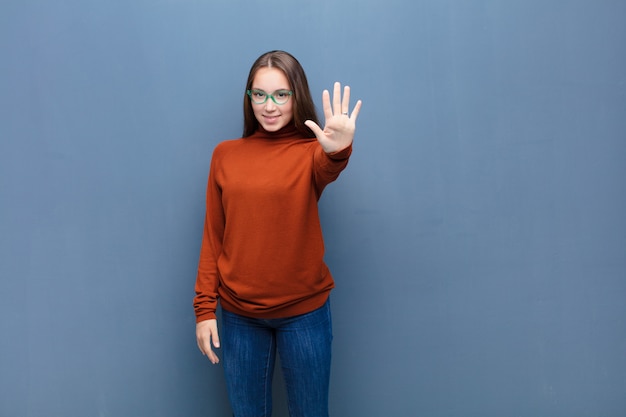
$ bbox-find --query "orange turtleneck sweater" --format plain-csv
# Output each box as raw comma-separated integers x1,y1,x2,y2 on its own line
193,125,352,322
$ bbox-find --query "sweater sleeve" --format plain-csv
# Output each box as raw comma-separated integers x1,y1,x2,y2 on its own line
193,150,224,322
312,144,352,197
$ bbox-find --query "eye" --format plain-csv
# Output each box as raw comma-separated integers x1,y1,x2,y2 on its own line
252,90,266,99
275,90,290,98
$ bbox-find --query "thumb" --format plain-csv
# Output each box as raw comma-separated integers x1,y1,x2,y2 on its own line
304,120,323,139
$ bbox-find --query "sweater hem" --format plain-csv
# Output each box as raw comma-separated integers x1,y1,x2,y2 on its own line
220,290,332,320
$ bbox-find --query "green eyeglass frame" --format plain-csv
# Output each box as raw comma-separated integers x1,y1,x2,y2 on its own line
246,89,293,105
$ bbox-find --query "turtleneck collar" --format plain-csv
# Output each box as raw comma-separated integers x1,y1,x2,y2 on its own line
248,123,306,140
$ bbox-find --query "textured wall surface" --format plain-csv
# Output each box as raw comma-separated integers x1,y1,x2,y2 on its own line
1,1,625,416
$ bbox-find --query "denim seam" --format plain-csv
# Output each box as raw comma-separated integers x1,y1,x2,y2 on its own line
263,334,274,417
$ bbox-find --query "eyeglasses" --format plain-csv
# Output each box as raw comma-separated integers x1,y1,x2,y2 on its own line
246,89,293,105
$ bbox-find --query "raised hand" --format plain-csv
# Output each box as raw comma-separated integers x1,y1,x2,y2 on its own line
305,82,362,153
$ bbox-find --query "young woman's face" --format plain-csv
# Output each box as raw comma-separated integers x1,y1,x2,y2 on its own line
250,67,294,133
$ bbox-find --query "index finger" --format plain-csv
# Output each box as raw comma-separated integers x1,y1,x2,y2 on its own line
321,89,333,120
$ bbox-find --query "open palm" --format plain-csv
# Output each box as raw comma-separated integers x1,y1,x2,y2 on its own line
305,82,362,153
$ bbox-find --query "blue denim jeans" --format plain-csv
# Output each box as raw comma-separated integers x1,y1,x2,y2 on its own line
221,299,333,417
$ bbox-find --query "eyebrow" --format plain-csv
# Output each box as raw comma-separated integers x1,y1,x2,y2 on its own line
249,88,290,92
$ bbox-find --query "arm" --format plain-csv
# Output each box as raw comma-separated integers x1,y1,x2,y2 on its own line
193,209,222,322
307,82,362,193
193,151,225,363
312,144,352,196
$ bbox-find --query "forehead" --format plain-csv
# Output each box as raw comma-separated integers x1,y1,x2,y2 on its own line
252,67,290,90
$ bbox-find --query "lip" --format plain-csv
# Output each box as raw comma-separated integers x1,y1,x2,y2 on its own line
263,115,280,123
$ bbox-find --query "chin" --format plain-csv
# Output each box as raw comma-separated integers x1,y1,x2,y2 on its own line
262,123,286,132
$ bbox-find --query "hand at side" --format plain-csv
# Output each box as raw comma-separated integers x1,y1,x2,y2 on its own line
196,319,220,364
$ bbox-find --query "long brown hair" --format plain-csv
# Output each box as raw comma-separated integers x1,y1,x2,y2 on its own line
243,51,319,138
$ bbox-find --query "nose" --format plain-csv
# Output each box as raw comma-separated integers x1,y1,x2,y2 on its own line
264,98,277,111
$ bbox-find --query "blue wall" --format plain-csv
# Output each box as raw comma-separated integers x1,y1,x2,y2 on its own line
1,1,625,416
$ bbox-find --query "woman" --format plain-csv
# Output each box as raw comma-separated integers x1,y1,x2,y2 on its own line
194,50,361,417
